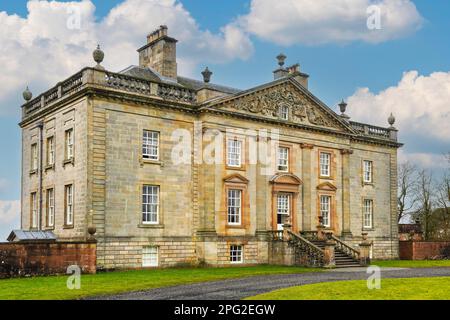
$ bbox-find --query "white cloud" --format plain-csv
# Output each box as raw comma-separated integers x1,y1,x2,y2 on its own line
238,0,423,45
0,0,253,114
0,200,20,224
348,70,450,170
398,150,449,170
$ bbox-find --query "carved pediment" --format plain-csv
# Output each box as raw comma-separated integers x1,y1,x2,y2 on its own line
270,173,303,185
223,173,249,184
316,182,337,191
213,81,347,131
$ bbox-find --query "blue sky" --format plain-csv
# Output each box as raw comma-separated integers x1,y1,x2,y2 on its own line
0,0,449,240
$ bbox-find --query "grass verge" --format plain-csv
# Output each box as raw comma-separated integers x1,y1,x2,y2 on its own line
0,265,320,300
372,260,450,268
246,277,450,300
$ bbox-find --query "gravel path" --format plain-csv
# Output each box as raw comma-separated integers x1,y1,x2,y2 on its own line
88,267,450,300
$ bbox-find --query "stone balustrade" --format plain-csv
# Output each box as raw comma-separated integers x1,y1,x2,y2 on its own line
21,67,197,121
350,120,397,141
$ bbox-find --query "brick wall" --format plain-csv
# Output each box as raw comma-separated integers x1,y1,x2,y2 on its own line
0,241,96,278
399,241,450,260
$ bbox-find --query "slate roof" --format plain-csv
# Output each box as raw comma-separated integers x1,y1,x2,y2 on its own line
119,65,241,95
7,230,57,242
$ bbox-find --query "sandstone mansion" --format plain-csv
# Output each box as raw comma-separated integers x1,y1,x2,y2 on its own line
18,26,401,269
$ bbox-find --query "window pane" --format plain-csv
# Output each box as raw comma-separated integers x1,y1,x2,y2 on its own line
320,195,331,227
277,147,289,172
277,194,290,215
227,189,241,224
227,139,242,167
363,199,373,228
143,131,159,160
142,246,158,267
320,153,331,176
364,161,373,182
230,245,243,263
143,185,159,223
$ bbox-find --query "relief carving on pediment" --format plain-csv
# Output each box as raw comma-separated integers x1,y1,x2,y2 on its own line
226,84,337,128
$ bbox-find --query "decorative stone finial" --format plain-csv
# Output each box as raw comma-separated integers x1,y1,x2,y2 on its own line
338,99,347,114
338,99,350,120
201,67,212,83
388,112,396,127
276,53,287,67
23,86,32,101
93,44,104,68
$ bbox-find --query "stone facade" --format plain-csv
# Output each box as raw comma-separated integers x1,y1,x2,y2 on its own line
18,26,401,270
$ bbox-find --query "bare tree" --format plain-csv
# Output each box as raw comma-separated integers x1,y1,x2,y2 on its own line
397,162,417,222
414,169,434,240
433,172,450,239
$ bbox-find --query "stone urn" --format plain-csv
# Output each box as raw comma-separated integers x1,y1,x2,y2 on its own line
325,231,333,241
88,226,97,240
362,232,368,241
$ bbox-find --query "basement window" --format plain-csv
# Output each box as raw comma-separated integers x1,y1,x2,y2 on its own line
142,246,159,267
230,245,243,264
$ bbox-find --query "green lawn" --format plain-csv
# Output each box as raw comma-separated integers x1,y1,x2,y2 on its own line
372,260,450,268
247,277,450,300
0,265,320,300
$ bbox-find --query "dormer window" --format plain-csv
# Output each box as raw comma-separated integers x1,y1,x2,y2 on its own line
279,105,289,120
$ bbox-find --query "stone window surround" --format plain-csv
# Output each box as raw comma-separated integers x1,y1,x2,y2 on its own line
223,174,249,230
276,141,295,174
316,190,336,231
225,135,246,171
318,149,335,180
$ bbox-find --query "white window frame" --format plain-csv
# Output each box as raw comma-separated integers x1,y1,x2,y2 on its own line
47,136,55,166
320,195,331,228
277,146,289,172
227,189,242,225
320,152,331,177
279,105,289,120
230,245,243,264
47,188,55,228
363,160,373,183
142,185,159,224
143,130,159,161
65,185,74,226
31,143,38,171
65,129,74,160
31,192,37,229
277,193,290,216
227,138,242,167
142,246,159,267
363,199,374,229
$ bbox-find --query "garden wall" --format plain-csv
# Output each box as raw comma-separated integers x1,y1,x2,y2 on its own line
0,241,96,279
399,241,450,260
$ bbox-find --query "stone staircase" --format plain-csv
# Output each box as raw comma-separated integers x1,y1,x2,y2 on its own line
310,240,361,268
270,230,365,268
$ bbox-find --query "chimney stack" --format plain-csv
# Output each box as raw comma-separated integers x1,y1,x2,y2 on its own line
272,54,309,89
137,25,178,80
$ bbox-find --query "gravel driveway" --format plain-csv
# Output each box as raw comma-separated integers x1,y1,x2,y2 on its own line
88,267,450,300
